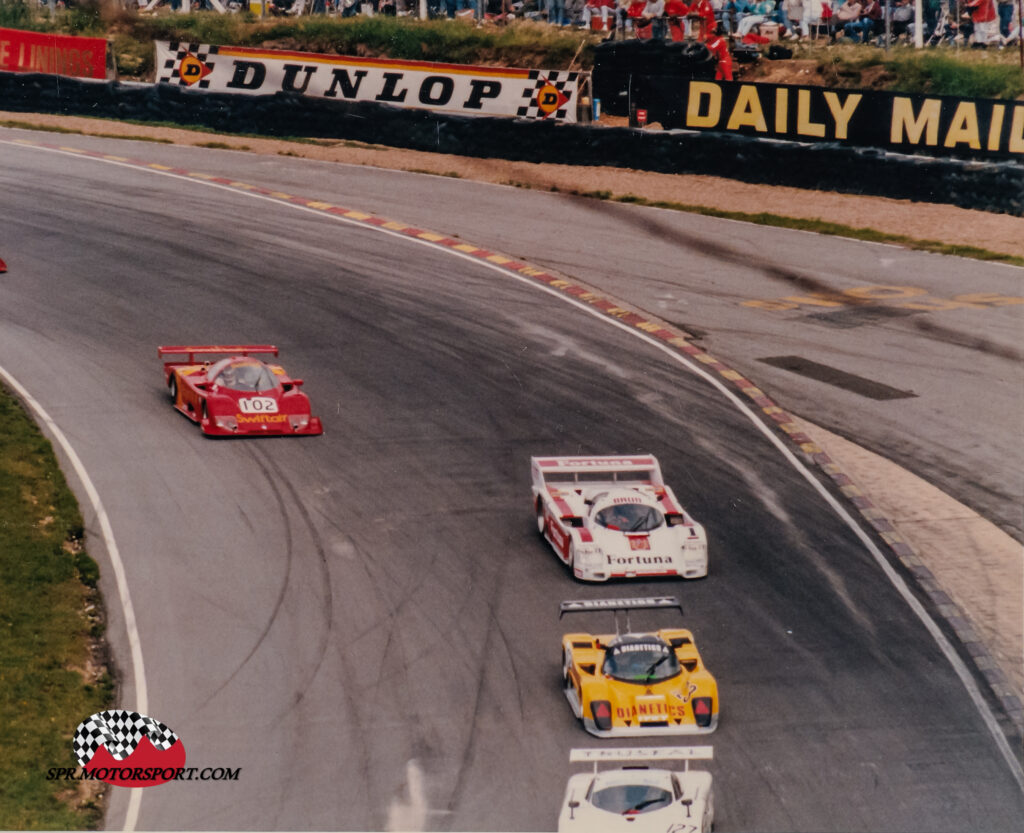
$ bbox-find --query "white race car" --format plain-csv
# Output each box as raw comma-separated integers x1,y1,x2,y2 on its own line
558,746,715,833
532,456,708,582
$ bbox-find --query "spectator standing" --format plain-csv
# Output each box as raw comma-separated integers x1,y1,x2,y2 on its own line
700,18,734,76
1002,0,1020,40
996,0,1014,35
801,0,828,37
966,0,999,43
690,0,718,35
547,0,567,23
664,0,690,38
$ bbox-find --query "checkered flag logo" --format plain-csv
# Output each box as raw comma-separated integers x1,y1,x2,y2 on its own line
516,70,579,120
159,41,219,87
73,710,180,767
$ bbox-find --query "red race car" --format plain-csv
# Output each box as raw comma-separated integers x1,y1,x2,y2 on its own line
159,345,323,437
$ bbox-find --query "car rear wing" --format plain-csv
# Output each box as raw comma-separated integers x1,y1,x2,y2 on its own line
560,596,682,632
158,345,279,364
531,455,664,492
570,746,713,772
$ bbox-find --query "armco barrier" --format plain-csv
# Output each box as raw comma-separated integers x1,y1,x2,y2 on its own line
2,71,1022,216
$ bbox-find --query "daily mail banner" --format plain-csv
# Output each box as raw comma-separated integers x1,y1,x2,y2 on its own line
155,41,581,122
677,79,1024,159
0,27,106,79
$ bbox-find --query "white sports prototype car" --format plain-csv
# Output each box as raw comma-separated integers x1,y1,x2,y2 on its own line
558,746,714,833
532,456,708,582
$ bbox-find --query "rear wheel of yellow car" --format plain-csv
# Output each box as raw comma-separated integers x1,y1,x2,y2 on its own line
561,648,573,690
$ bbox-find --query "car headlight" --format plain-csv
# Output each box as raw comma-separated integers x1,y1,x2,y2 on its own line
215,416,238,432
291,415,310,431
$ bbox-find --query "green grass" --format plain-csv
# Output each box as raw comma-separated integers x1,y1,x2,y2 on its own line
810,43,1024,98
107,12,596,78
0,386,112,830
508,180,1024,266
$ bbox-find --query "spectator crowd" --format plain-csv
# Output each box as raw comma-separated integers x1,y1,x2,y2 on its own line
261,0,1020,49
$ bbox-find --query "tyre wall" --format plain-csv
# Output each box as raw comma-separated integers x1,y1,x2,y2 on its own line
2,71,1021,216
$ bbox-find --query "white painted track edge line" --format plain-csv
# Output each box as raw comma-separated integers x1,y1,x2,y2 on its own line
10,139,1023,796
0,365,147,831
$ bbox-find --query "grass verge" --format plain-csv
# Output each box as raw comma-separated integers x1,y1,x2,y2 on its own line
0,385,112,830
510,182,1024,266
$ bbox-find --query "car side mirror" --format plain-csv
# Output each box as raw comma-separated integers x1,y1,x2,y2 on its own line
284,379,304,391
568,800,579,820
681,798,692,817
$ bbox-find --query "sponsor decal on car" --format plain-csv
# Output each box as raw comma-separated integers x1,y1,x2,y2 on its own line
615,702,687,720
628,536,651,551
607,554,672,566
613,643,669,654
236,413,289,424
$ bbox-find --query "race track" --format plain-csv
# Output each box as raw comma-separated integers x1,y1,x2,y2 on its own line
1,130,1021,832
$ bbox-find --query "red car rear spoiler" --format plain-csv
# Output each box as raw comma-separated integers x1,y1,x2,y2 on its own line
158,345,279,363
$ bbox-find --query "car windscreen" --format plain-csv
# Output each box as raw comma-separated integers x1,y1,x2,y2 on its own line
602,641,680,683
590,783,673,815
214,362,278,393
593,502,663,532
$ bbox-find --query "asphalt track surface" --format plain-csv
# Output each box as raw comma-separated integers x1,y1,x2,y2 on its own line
1,130,1022,831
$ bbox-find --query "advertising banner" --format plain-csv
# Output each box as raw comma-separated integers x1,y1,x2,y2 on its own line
0,27,106,79
676,79,1024,159
155,41,582,123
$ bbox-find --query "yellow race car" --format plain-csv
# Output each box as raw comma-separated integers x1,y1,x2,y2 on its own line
560,597,719,737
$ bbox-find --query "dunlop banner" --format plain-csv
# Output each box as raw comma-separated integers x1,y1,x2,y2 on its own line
155,41,582,122
676,79,1024,159
0,27,106,79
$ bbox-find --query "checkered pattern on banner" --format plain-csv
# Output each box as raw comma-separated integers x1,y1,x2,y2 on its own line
158,42,219,87
516,70,580,120
73,710,179,766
